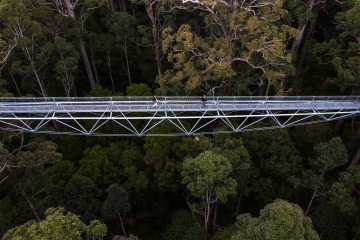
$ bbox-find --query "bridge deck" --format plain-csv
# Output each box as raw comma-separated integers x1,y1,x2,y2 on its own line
0,96,359,136
0,96,359,113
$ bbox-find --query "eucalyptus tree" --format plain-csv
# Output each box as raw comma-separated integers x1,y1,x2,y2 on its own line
51,37,80,97
181,150,237,231
3,207,107,240
330,165,360,218
0,31,16,71
242,128,303,204
230,199,319,240
197,133,252,222
64,175,103,223
0,134,62,222
107,11,137,86
291,137,348,216
102,184,131,238
0,0,51,97
132,0,164,76
314,0,360,94
51,0,106,89
160,0,297,95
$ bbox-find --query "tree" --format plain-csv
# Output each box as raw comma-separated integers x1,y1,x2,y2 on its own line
102,184,131,237
230,199,319,240
0,30,16,70
107,11,136,86
314,0,360,94
0,0,51,96
126,83,152,96
52,0,107,89
162,209,205,240
160,0,297,95
241,127,303,203
0,135,62,222
197,132,252,221
132,0,163,76
330,165,360,218
3,207,107,240
77,144,119,185
52,37,80,96
64,175,102,222
291,137,348,215
181,150,237,231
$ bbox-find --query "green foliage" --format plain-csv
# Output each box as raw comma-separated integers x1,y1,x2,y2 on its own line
311,204,351,240
161,25,236,94
330,165,360,217
86,220,108,240
242,128,302,202
160,0,297,95
47,159,77,182
163,210,206,240
311,137,348,172
77,145,119,185
126,83,152,96
0,0,359,239
314,0,360,93
230,199,320,240
102,184,131,219
89,85,114,96
162,209,205,240
144,133,196,192
291,137,348,190
3,207,107,240
64,175,102,222
182,150,237,203
108,12,137,37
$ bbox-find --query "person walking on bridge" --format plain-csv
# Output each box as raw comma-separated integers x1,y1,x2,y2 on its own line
201,95,207,108
152,95,159,109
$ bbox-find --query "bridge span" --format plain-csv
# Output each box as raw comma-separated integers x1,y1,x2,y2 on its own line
0,96,359,136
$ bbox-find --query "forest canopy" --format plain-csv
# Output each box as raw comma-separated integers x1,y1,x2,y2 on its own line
0,0,360,239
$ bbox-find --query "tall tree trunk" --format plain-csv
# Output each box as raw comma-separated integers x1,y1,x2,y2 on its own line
291,22,308,54
123,40,132,85
31,64,47,97
61,0,96,89
265,79,271,96
333,119,344,136
90,47,100,85
305,188,317,216
16,183,41,222
132,5,141,55
291,0,316,54
305,164,326,216
350,146,360,166
212,199,219,231
8,67,21,96
235,187,243,220
292,5,319,94
145,1,162,76
118,0,126,12
108,0,116,14
106,48,115,93
78,36,96,89
118,212,127,237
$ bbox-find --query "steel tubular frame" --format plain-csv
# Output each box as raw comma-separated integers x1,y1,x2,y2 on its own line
0,96,359,136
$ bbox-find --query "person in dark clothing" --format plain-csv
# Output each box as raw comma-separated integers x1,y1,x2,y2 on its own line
201,95,207,107
152,95,158,108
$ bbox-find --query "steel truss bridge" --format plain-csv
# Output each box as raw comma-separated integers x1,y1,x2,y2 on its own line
0,96,359,137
